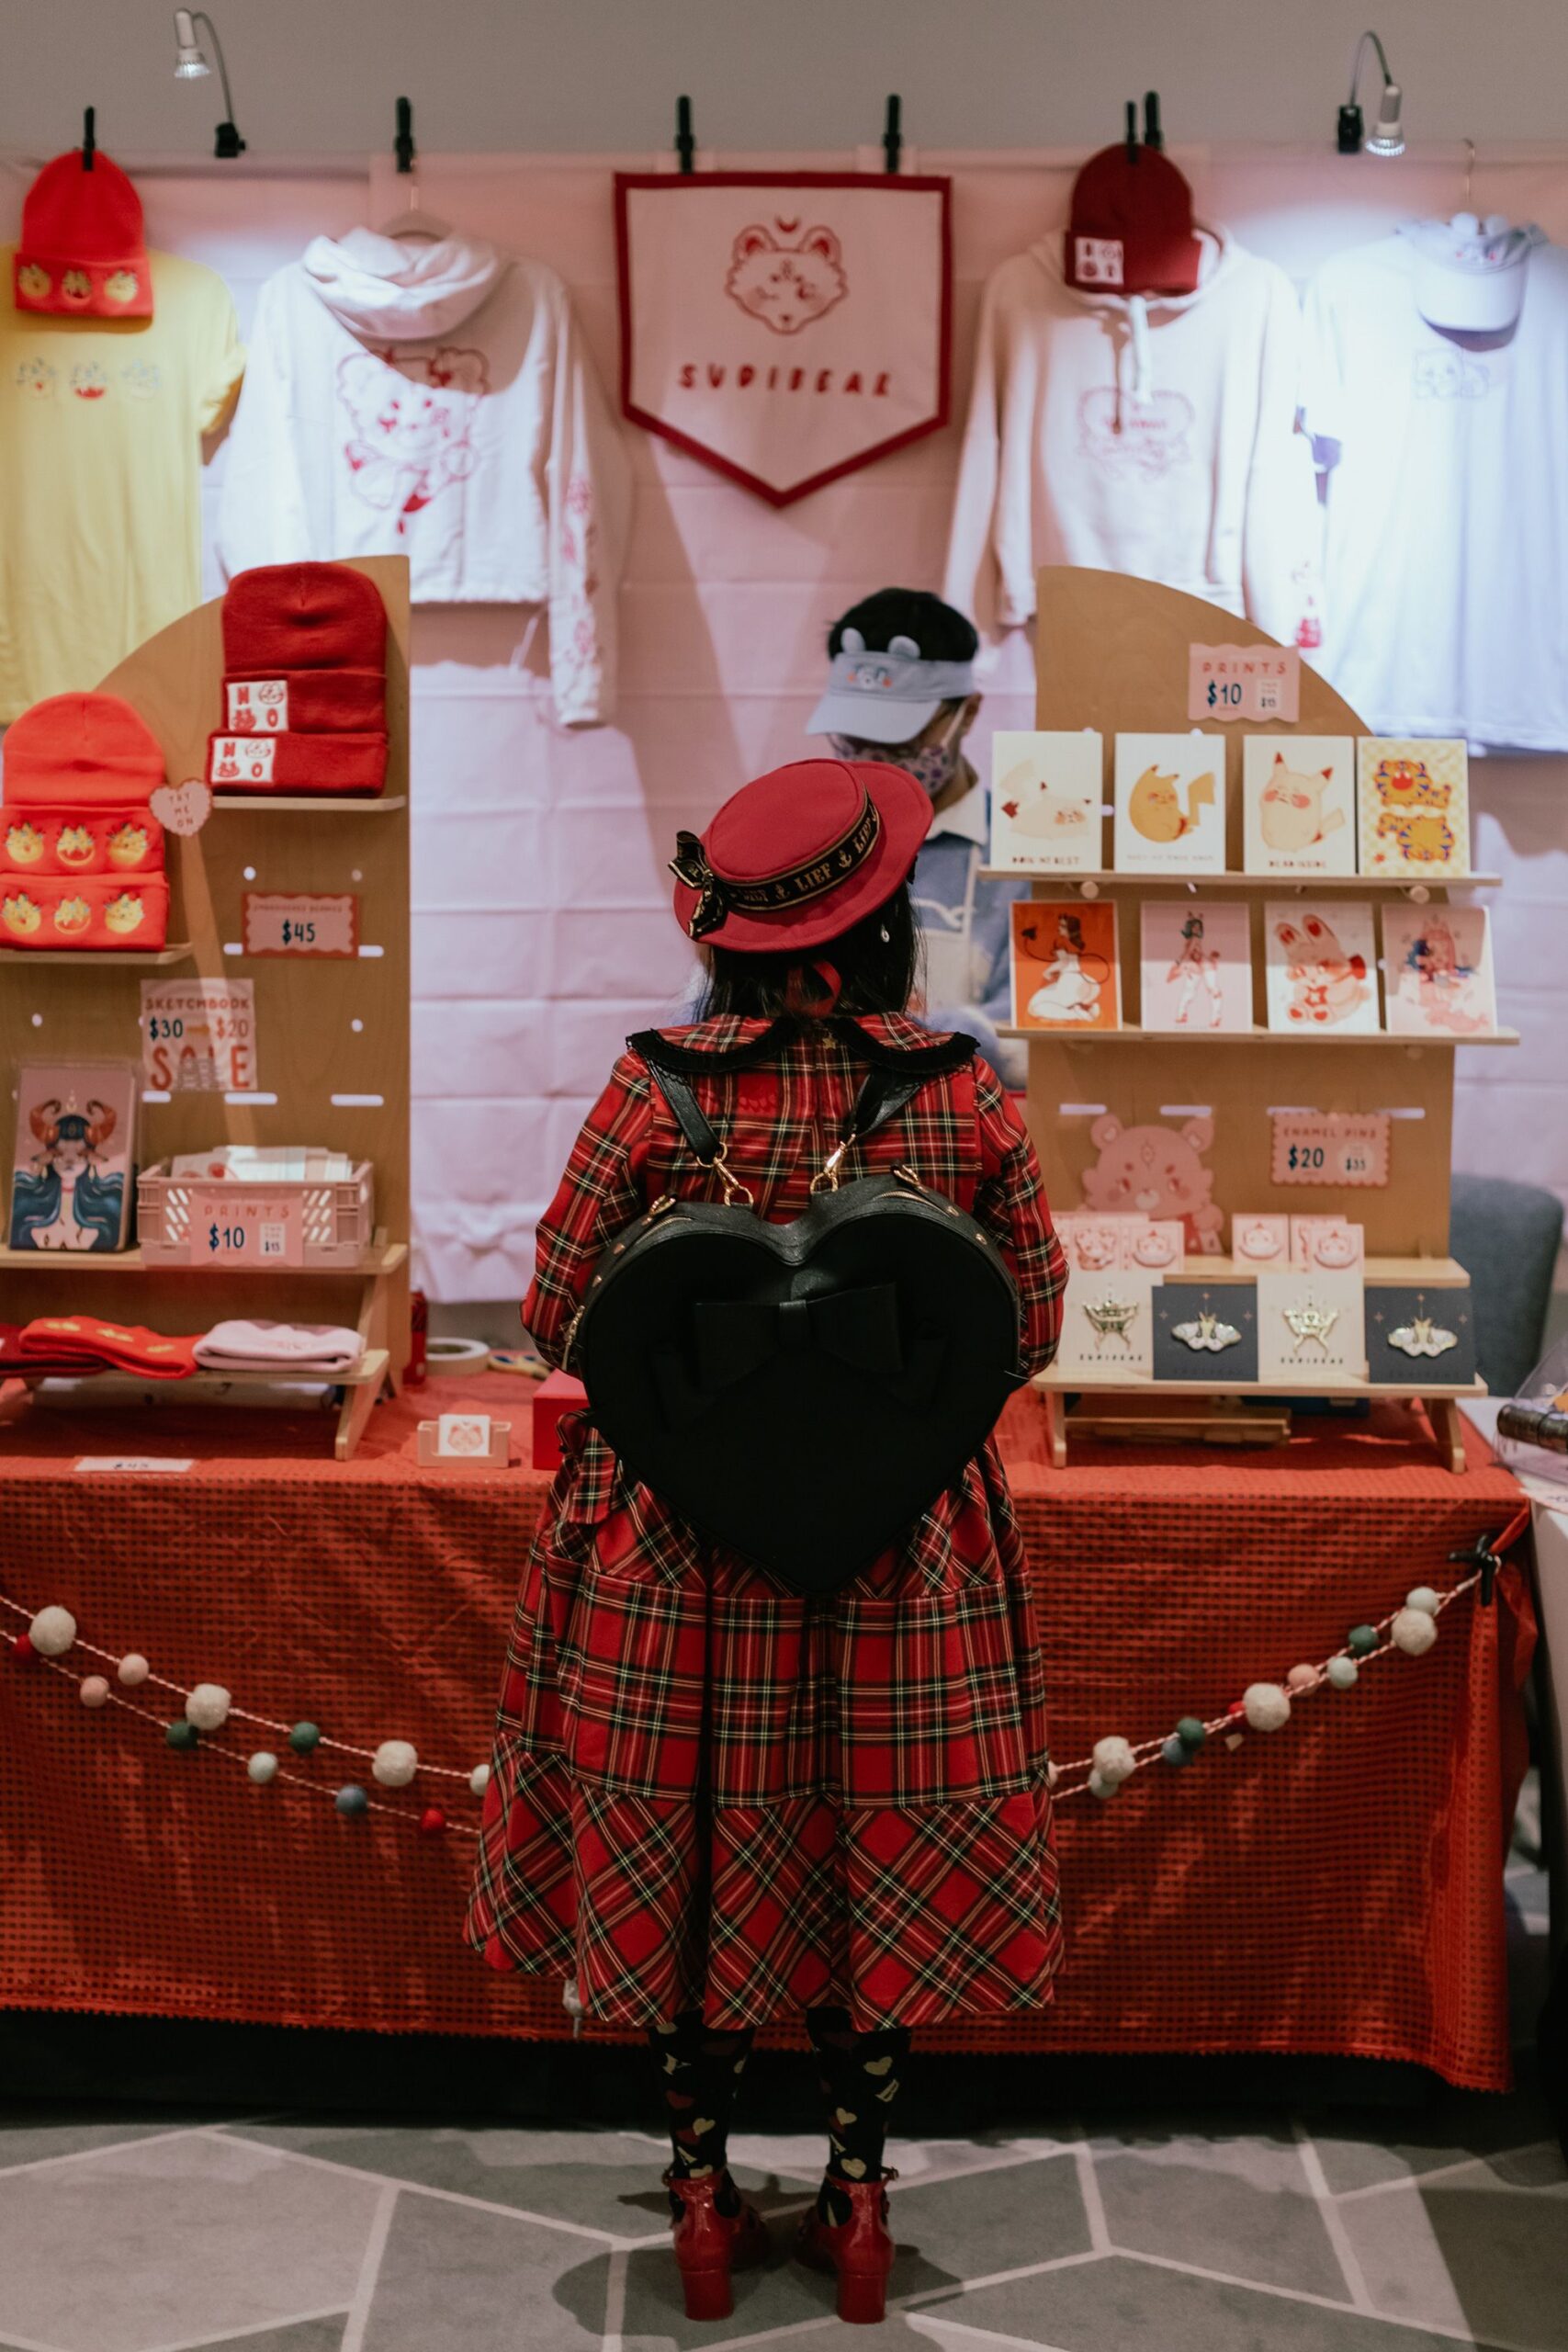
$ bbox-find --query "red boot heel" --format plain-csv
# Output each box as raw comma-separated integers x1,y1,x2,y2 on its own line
795,2173,898,2325
664,2170,769,2323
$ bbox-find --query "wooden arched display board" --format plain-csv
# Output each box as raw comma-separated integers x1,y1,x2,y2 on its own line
1002,567,1509,1469
0,557,411,1459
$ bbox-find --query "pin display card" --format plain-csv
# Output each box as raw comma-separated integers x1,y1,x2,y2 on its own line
1255,1269,1367,1386
1010,899,1121,1031
1382,904,1498,1038
1112,732,1226,874
1152,1283,1259,1382
1357,739,1471,879
1054,1268,1159,1381
989,732,1103,872
1263,900,1381,1035
1242,736,1357,876
1231,1212,1292,1268
1365,1286,1477,1385
1139,899,1254,1033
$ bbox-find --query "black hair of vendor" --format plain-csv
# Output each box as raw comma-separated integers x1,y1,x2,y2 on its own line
698,883,920,1021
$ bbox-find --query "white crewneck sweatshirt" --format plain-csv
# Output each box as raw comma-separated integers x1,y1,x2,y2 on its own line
943,228,1320,648
217,227,630,724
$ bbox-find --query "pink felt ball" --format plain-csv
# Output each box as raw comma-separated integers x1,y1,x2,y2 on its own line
1287,1664,1317,1692
419,1806,447,1836
79,1676,111,1708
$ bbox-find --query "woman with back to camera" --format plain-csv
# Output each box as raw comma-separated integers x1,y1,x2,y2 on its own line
466,756,1066,2326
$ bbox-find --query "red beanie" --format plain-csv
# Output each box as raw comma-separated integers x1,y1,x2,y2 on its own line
222,565,388,673
207,730,387,797
221,672,386,737
4,693,165,808
1065,146,1201,297
14,151,152,320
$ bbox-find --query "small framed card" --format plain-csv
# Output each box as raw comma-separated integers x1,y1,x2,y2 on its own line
1232,1212,1291,1267
8,1060,137,1251
1256,1270,1367,1385
1054,1269,1159,1381
1113,732,1226,874
1264,901,1381,1034
1358,740,1471,878
1242,736,1356,876
1365,1287,1477,1385
1290,1216,1365,1273
1153,1283,1259,1382
990,731,1103,872
1055,1214,1185,1274
1382,905,1497,1038
1139,899,1254,1033
1010,899,1121,1031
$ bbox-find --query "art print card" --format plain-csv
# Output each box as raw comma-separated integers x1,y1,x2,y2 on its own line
1256,1269,1367,1386
989,732,1103,872
1382,905,1498,1038
1139,900,1254,1034
9,1061,137,1252
1232,1212,1291,1268
1054,1213,1186,1275
1263,901,1381,1035
1112,732,1226,874
1054,1268,1159,1381
1152,1283,1259,1383
1010,899,1121,1031
1290,1216,1365,1273
1357,740,1471,878
1242,736,1356,876
1365,1286,1477,1386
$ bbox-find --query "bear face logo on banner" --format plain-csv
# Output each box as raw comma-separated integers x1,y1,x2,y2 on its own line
725,221,849,334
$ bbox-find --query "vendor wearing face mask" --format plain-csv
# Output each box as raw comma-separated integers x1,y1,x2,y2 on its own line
808,586,1029,1085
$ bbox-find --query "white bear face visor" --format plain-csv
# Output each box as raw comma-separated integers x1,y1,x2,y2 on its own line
807,640,976,746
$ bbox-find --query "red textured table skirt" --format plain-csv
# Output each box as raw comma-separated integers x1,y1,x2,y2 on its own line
0,1378,1534,2089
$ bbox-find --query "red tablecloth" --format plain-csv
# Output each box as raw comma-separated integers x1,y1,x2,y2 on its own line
0,1379,1533,2087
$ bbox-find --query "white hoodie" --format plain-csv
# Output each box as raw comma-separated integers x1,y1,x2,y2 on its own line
217,228,630,724
943,229,1320,648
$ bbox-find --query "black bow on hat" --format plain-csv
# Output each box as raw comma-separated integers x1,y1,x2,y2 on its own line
669,831,728,940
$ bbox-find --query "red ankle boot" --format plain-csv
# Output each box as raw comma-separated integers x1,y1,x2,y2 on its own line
663,2169,770,2322
795,2172,898,2324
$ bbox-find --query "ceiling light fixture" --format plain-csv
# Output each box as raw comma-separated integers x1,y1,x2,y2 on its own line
171,9,246,158
1338,29,1404,157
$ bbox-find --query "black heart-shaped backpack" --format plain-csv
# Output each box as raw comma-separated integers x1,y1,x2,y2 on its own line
567,1020,1022,1594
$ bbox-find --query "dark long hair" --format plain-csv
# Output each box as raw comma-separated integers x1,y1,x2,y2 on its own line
696,882,922,1021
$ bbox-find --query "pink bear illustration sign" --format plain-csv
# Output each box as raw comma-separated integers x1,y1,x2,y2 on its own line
1264,901,1381,1035
615,172,951,504
1077,1112,1225,1255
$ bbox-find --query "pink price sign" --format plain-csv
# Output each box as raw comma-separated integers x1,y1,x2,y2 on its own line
1270,1111,1391,1189
186,1189,304,1268
1188,643,1301,725
241,893,359,958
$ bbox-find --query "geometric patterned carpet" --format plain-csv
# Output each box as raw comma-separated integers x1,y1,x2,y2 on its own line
0,1854,1558,2352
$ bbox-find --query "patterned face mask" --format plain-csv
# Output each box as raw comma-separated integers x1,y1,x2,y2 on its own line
829,721,964,801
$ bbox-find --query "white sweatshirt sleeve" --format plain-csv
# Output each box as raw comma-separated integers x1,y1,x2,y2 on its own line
942,269,1010,635
215,274,314,581
544,289,632,727
1240,267,1323,648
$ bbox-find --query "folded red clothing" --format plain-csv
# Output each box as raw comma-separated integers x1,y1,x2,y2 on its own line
17,1316,199,1378
1,871,169,949
222,670,386,737
0,1323,108,1377
3,805,164,878
206,729,387,797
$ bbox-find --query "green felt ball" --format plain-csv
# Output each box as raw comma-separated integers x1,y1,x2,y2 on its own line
334,1782,369,1817
1161,1735,1191,1768
1347,1624,1379,1657
1326,1655,1359,1690
165,1719,199,1750
1176,1716,1207,1749
288,1721,321,1753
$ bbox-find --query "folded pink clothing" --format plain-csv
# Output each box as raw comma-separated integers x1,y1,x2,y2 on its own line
194,1319,364,1375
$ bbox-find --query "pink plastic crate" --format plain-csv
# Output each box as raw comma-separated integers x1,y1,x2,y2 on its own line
136,1159,375,1269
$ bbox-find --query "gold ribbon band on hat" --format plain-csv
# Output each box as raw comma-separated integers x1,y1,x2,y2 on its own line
670,791,882,941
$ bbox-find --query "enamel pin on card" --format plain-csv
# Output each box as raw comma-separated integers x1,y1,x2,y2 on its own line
1264,901,1381,1035
1112,732,1226,875
1357,740,1471,879
1255,1270,1367,1386
989,731,1103,872
1242,736,1356,877
1054,1268,1160,1381
1382,904,1498,1038
1366,1286,1477,1385
1139,899,1254,1033
1152,1283,1259,1382
1010,899,1121,1031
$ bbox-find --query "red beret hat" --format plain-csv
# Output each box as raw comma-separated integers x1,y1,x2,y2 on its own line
670,759,930,952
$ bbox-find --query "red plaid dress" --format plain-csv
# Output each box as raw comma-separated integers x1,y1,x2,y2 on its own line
465,1013,1067,2030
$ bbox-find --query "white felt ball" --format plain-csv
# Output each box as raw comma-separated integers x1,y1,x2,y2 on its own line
1045,1758,1061,1792
373,1738,419,1788
1090,1735,1137,1786
79,1676,110,1708
185,1682,231,1731
117,1653,150,1686
1243,1682,1292,1733
1326,1655,1359,1691
468,1763,491,1797
1391,1607,1438,1657
1404,1586,1441,1618
29,1606,76,1657
1087,1767,1120,1801
247,1750,279,1784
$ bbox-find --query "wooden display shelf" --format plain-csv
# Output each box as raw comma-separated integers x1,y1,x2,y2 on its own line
0,1347,392,1463
1034,1374,1486,1474
981,867,1502,891
0,943,193,967
211,795,407,814
1000,1023,1520,1047
0,1241,408,1277
1162,1252,1472,1286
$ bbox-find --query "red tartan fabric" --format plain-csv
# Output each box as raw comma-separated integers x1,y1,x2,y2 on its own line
464,1014,1069,2030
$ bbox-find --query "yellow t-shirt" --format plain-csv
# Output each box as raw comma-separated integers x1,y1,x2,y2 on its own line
0,247,244,721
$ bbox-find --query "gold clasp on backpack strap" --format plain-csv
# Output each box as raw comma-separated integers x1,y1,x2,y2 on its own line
809,1137,852,1195
707,1142,754,1208
892,1162,926,1193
